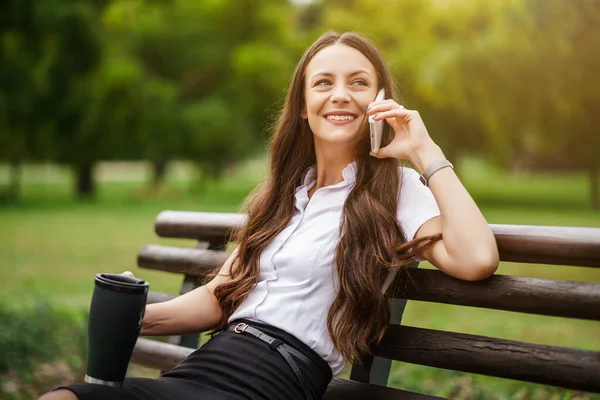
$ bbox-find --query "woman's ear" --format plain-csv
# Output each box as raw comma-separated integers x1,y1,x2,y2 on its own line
301,108,307,119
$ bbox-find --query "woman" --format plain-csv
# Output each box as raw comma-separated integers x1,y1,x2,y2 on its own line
41,31,498,400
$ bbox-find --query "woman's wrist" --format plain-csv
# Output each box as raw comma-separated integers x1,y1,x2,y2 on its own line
409,142,446,174
140,304,159,336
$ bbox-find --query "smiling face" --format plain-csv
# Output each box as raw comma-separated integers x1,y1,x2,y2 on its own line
302,44,379,152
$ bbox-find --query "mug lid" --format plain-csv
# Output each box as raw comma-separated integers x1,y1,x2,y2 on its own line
95,273,149,294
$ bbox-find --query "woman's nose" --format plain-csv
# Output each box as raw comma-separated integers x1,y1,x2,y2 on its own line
330,85,351,103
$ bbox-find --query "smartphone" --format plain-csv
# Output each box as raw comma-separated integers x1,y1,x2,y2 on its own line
369,88,385,154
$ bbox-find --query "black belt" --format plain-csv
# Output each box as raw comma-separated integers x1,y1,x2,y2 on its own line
227,322,313,400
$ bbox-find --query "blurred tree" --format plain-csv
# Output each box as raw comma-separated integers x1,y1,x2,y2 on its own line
48,2,109,199
521,0,600,209
0,0,106,199
1,0,300,200
102,0,299,191
312,0,599,208
0,0,43,200
428,0,600,208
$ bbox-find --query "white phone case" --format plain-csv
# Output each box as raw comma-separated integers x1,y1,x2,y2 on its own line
369,88,385,154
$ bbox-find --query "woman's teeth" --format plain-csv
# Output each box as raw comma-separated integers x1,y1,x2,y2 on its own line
326,115,355,121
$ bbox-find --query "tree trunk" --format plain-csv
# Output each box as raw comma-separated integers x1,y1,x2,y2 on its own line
591,165,599,210
76,163,96,200
8,160,21,200
152,160,168,189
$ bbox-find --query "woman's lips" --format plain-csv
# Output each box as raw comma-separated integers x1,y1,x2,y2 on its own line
323,112,358,126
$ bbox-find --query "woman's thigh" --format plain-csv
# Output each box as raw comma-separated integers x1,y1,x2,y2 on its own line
162,330,305,399
51,330,306,400
39,389,78,400
52,376,236,400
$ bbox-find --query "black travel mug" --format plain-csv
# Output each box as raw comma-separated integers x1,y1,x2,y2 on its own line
84,273,149,387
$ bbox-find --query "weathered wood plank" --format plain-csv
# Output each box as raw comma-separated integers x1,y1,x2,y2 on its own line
147,291,175,304
392,269,600,321
131,338,444,400
132,338,193,371
138,246,600,320
492,224,600,268
137,245,228,276
376,325,600,393
153,211,600,268
155,211,244,240
324,378,446,400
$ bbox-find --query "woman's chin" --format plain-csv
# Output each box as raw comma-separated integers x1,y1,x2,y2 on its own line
315,128,364,145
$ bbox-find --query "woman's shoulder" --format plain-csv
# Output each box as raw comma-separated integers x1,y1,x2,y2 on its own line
397,165,419,177
396,165,435,200
395,165,440,239
397,166,422,192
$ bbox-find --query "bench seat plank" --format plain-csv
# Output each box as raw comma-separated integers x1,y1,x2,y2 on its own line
377,325,600,393
132,338,193,372
324,378,445,400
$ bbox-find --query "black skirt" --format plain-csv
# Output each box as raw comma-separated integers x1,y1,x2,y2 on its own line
54,319,333,400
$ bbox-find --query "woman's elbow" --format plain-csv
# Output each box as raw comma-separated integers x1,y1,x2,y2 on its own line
461,249,499,281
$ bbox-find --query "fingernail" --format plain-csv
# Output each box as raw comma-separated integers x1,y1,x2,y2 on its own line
363,106,370,112
372,114,378,119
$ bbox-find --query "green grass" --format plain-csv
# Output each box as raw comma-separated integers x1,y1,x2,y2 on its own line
1,158,599,399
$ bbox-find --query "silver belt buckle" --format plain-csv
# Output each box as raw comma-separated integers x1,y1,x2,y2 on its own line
234,322,248,333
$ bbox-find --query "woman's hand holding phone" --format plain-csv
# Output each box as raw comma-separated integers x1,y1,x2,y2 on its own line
365,95,444,174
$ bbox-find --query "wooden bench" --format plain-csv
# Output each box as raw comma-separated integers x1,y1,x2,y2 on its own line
131,210,600,399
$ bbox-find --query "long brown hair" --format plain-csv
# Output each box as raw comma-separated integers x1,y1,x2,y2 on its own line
210,31,440,363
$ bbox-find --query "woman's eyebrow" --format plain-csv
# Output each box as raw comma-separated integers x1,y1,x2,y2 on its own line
310,70,373,80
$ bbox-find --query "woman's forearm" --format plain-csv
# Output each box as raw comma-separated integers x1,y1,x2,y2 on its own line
428,167,499,267
412,143,499,279
141,285,224,336
141,247,238,336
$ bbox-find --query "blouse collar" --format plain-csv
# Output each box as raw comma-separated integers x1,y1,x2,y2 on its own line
301,160,358,189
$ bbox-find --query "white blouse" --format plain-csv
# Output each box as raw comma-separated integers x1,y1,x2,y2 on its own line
228,161,441,376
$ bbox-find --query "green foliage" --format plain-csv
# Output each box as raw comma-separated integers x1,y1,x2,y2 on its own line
1,0,599,206
100,0,299,179
0,299,88,399
1,0,300,199
310,0,600,207
0,0,101,162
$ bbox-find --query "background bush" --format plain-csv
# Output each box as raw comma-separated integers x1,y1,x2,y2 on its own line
0,299,88,400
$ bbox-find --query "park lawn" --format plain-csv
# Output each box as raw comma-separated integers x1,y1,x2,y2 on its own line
1,159,599,399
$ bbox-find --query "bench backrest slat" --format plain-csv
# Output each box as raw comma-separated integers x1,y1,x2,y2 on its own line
394,268,600,321
146,292,175,304
155,211,243,239
154,211,600,268
137,245,228,276
138,244,600,321
378,325,600,393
